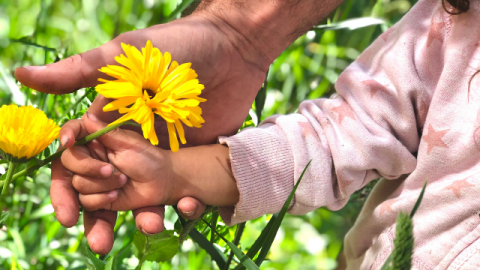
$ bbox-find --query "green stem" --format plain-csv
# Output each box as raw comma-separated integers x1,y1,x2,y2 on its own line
0,162,19,212
179,206,216,244
135,236,149,270
61,88,93,122
11,120,135,182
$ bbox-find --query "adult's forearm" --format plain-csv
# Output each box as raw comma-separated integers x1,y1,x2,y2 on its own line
193,0,344,71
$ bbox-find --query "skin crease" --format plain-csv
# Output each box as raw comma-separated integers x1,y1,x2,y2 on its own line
15,0,343,255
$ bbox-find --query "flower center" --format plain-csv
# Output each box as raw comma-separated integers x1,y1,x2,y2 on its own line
145,89,156,99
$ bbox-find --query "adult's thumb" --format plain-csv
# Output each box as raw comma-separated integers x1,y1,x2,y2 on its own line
14,42,123,95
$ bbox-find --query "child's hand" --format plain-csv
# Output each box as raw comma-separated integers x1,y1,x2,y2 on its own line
61,114,177,211
61,113,239,212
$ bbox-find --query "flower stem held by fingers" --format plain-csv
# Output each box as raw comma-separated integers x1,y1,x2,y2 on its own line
11,120,138,182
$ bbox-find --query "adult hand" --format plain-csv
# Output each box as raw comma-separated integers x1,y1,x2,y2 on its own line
16,13,266,255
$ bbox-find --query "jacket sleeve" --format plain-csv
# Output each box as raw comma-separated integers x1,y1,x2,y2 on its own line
218,0,445,225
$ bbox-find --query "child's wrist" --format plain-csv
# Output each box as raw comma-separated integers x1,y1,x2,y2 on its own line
164,144,239,207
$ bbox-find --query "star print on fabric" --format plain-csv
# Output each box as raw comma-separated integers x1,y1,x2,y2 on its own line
332,102,356,124
379,199,396,217
361,80,391,98
298,121,318,138
381,26,396,42
426,21,445,47
421,124,450,154
442,179,475,198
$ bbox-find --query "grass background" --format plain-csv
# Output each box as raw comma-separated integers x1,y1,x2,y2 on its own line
0,0,414,269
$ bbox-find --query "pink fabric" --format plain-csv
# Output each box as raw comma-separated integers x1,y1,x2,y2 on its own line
219,0,480,268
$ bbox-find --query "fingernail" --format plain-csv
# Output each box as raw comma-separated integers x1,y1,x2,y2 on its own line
86,111,97,122
119,174,128,185
24,66,46,70
141,228,156,236
100,165,113,177
183,211,194,217
108,190,118,199
61,136,69,148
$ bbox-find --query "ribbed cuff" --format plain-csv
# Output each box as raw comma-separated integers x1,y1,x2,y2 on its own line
217,124,295,226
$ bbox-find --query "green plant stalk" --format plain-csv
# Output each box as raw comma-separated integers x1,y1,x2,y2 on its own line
0,162,19,212
11,120,135,182
224,222,246,270
135,235,150,270
63,88,94,118
179,206,216,244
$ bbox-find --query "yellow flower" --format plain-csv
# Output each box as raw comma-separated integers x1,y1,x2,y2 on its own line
96,40,206,152
0,105,60,162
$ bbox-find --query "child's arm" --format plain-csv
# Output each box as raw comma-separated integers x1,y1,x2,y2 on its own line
60,114,239,212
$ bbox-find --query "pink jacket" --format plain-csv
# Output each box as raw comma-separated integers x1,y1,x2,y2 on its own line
218,0,480,268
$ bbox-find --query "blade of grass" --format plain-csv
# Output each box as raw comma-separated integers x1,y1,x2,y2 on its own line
210,211,219,243
224,222,246,270
189,228,227,269
234,214,278,270
313,17,385,31
10,38,57,53
410,180,427,218
255,69,269,124
202,219,260,270
255,160,312,266
164,0,194,22
173,207,227,269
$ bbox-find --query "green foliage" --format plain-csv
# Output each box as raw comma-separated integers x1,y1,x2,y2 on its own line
132,231,179,265
0,0,417,269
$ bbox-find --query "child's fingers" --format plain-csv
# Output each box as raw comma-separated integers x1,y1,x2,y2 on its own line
177,197,207,220
83,210,117,255
61,145,114,178
83,112,149,151
59,118,89,148
72,173,128,194
87,139,109,162
133,206,165,235
78,190,118,211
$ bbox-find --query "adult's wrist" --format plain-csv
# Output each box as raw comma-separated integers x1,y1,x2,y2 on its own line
192,0,343,71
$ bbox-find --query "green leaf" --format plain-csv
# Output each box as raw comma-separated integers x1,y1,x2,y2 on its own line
255,69,269,124
314,17,386,31
173,207,227,269
0,211,8,225
84,247,105,270
203,221,259,270
0,60,24,105
104,258,114,270
132,230,179,263
188,228,226,269
410,180,427,218
10,37,57,52
255,160,312,266
166,0,194,21
234,214,278,270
